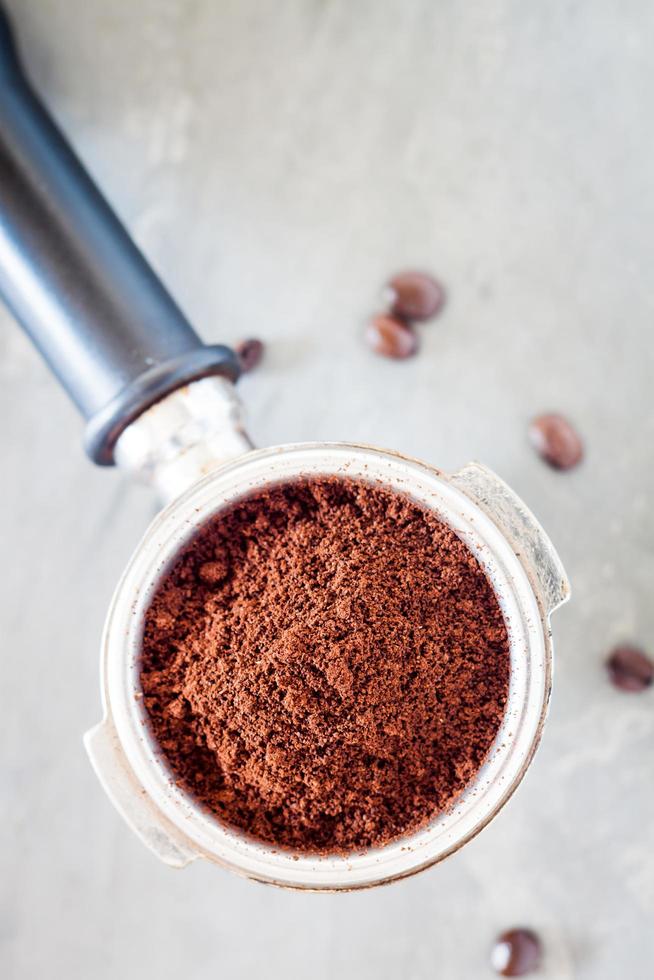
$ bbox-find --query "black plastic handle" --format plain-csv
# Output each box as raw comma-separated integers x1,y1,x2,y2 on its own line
0,7,239,464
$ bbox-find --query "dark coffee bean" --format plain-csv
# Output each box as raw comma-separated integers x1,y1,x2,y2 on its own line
491,928,542,977
365,313,418,359
528,413,583,470
385,271,445,321
235,338,264,373
606,645,654,692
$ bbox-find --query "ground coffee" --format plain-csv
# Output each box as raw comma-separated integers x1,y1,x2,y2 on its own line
140,477,510,854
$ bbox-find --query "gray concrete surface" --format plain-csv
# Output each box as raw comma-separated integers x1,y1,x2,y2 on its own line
1,1,653,977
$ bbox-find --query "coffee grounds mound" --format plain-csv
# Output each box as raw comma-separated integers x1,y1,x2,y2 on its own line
140,477,510,854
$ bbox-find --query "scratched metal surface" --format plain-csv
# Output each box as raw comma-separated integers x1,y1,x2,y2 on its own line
1,2,653,977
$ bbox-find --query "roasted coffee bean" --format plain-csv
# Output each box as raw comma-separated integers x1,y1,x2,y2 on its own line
528,413,583,470
235,338,265,373
385,270,445,321
606,644,654,692
491,928,542,977
365,313,418,359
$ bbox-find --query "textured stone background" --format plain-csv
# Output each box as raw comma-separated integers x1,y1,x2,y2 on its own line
1,1,653,977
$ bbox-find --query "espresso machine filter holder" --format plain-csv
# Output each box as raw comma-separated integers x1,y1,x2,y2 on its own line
0,7,570,890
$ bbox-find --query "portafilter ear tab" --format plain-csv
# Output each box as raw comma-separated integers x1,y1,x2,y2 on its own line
0,4,240,466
